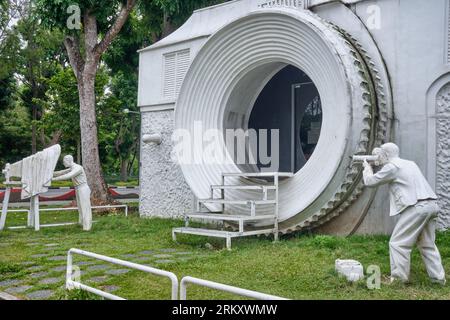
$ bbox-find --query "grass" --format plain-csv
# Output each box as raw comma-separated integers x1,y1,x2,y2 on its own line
1,209,450,300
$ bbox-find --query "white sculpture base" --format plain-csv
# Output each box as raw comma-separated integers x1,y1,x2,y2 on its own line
335,259,365,282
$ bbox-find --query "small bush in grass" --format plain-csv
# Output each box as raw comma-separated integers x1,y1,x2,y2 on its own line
311,235,342,250
0,262,22,274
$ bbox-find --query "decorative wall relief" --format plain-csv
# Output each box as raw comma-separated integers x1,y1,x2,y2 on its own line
436,83,450,230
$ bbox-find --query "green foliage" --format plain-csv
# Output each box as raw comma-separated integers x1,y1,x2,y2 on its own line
1,0,230,178
36,0,122,32
0,261,21,274
310,235,345,250
0,103,32,169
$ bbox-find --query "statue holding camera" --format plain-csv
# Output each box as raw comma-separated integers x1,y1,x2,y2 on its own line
358,143,446,285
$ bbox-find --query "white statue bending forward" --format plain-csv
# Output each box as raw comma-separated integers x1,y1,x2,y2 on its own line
363,143,446,284
53,156,92,231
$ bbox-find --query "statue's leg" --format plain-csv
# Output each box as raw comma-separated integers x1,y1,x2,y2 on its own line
78,185,92,231
417,204,446,282
76,188,83,226
389,206,427,282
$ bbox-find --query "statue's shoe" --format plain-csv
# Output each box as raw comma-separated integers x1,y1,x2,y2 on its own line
430,278,446,286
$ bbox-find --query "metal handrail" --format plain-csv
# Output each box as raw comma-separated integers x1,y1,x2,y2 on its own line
41,205,128,217
4,205,128,230
180,276,288,300
66,248,179,300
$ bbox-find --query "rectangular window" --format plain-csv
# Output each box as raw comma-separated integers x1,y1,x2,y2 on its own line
163,49,191,99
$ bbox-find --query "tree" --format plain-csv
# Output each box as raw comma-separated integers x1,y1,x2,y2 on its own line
39,65,109,164
14,7,66,154
36,0,138,202
0,72,31,169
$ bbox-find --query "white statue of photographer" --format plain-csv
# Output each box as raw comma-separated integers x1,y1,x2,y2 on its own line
363,143,446,285
52,155,92,231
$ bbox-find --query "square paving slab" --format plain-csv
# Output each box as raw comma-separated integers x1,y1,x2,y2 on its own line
0,279,23,287
30,272,50,279
5,285,33,294
153,254,173,259
39,277,63,285
48,256,66,261
106,269,131,275
26,290,55,300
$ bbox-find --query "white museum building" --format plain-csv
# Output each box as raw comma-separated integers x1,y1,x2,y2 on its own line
137,0,450,238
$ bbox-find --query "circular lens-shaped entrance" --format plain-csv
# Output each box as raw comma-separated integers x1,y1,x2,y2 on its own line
175,9,384,233
248,65,322,173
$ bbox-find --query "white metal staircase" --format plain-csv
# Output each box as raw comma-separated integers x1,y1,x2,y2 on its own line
172,172,293,250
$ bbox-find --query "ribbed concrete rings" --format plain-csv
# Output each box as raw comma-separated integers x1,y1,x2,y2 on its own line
175,9,381,233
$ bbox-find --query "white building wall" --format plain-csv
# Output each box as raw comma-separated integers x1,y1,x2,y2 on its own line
138,0,450,233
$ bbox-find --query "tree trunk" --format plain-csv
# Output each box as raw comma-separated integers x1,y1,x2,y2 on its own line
120,158,129,182
63,1,137,203
77,136,81,165
78,69,110,202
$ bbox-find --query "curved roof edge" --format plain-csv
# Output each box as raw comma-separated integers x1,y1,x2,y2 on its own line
137,0,366,53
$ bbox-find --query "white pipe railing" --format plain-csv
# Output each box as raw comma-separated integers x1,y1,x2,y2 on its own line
41,205,128,217
4,205,128,230
180,276,288,300
66,248,179,300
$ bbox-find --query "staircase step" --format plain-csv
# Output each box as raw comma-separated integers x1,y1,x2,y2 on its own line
199,199,276,205
186,213,276,222
222,172,294,178
211,185,276,191
173,227,276,238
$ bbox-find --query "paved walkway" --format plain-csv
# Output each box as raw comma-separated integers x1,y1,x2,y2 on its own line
0,242,197,300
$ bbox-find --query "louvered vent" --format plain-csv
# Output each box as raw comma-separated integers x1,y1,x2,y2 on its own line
163,49,191,99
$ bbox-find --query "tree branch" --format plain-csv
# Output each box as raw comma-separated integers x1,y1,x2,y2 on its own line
64,36,84,79
94,0,136,59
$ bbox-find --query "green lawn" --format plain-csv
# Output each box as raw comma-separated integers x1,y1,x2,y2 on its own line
0,209,450,300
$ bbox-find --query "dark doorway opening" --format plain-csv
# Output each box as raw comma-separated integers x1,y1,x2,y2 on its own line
248,65,322,173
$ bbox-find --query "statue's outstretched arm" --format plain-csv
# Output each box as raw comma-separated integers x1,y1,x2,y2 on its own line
53,167,83,182
363,163,398,187
53,168,71,177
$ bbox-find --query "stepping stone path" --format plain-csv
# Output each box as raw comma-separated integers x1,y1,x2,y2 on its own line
31,254,50,258
30,272,50,279
45,244,59,247
154,254,173,259
174,252,193,256
87,264,110,271
26,266,42,272
21,261,35,266
39,277,62,285
0,279,23,287
26,243,40,247
5,285,33,294
26,290,54,300
75,261,96,266
48,256,66,261
159,249,178,253
106,269,131,275
139,250,154,255
134,257,151,262
87,276,109,284
102,285,120,293
51,266,67,272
